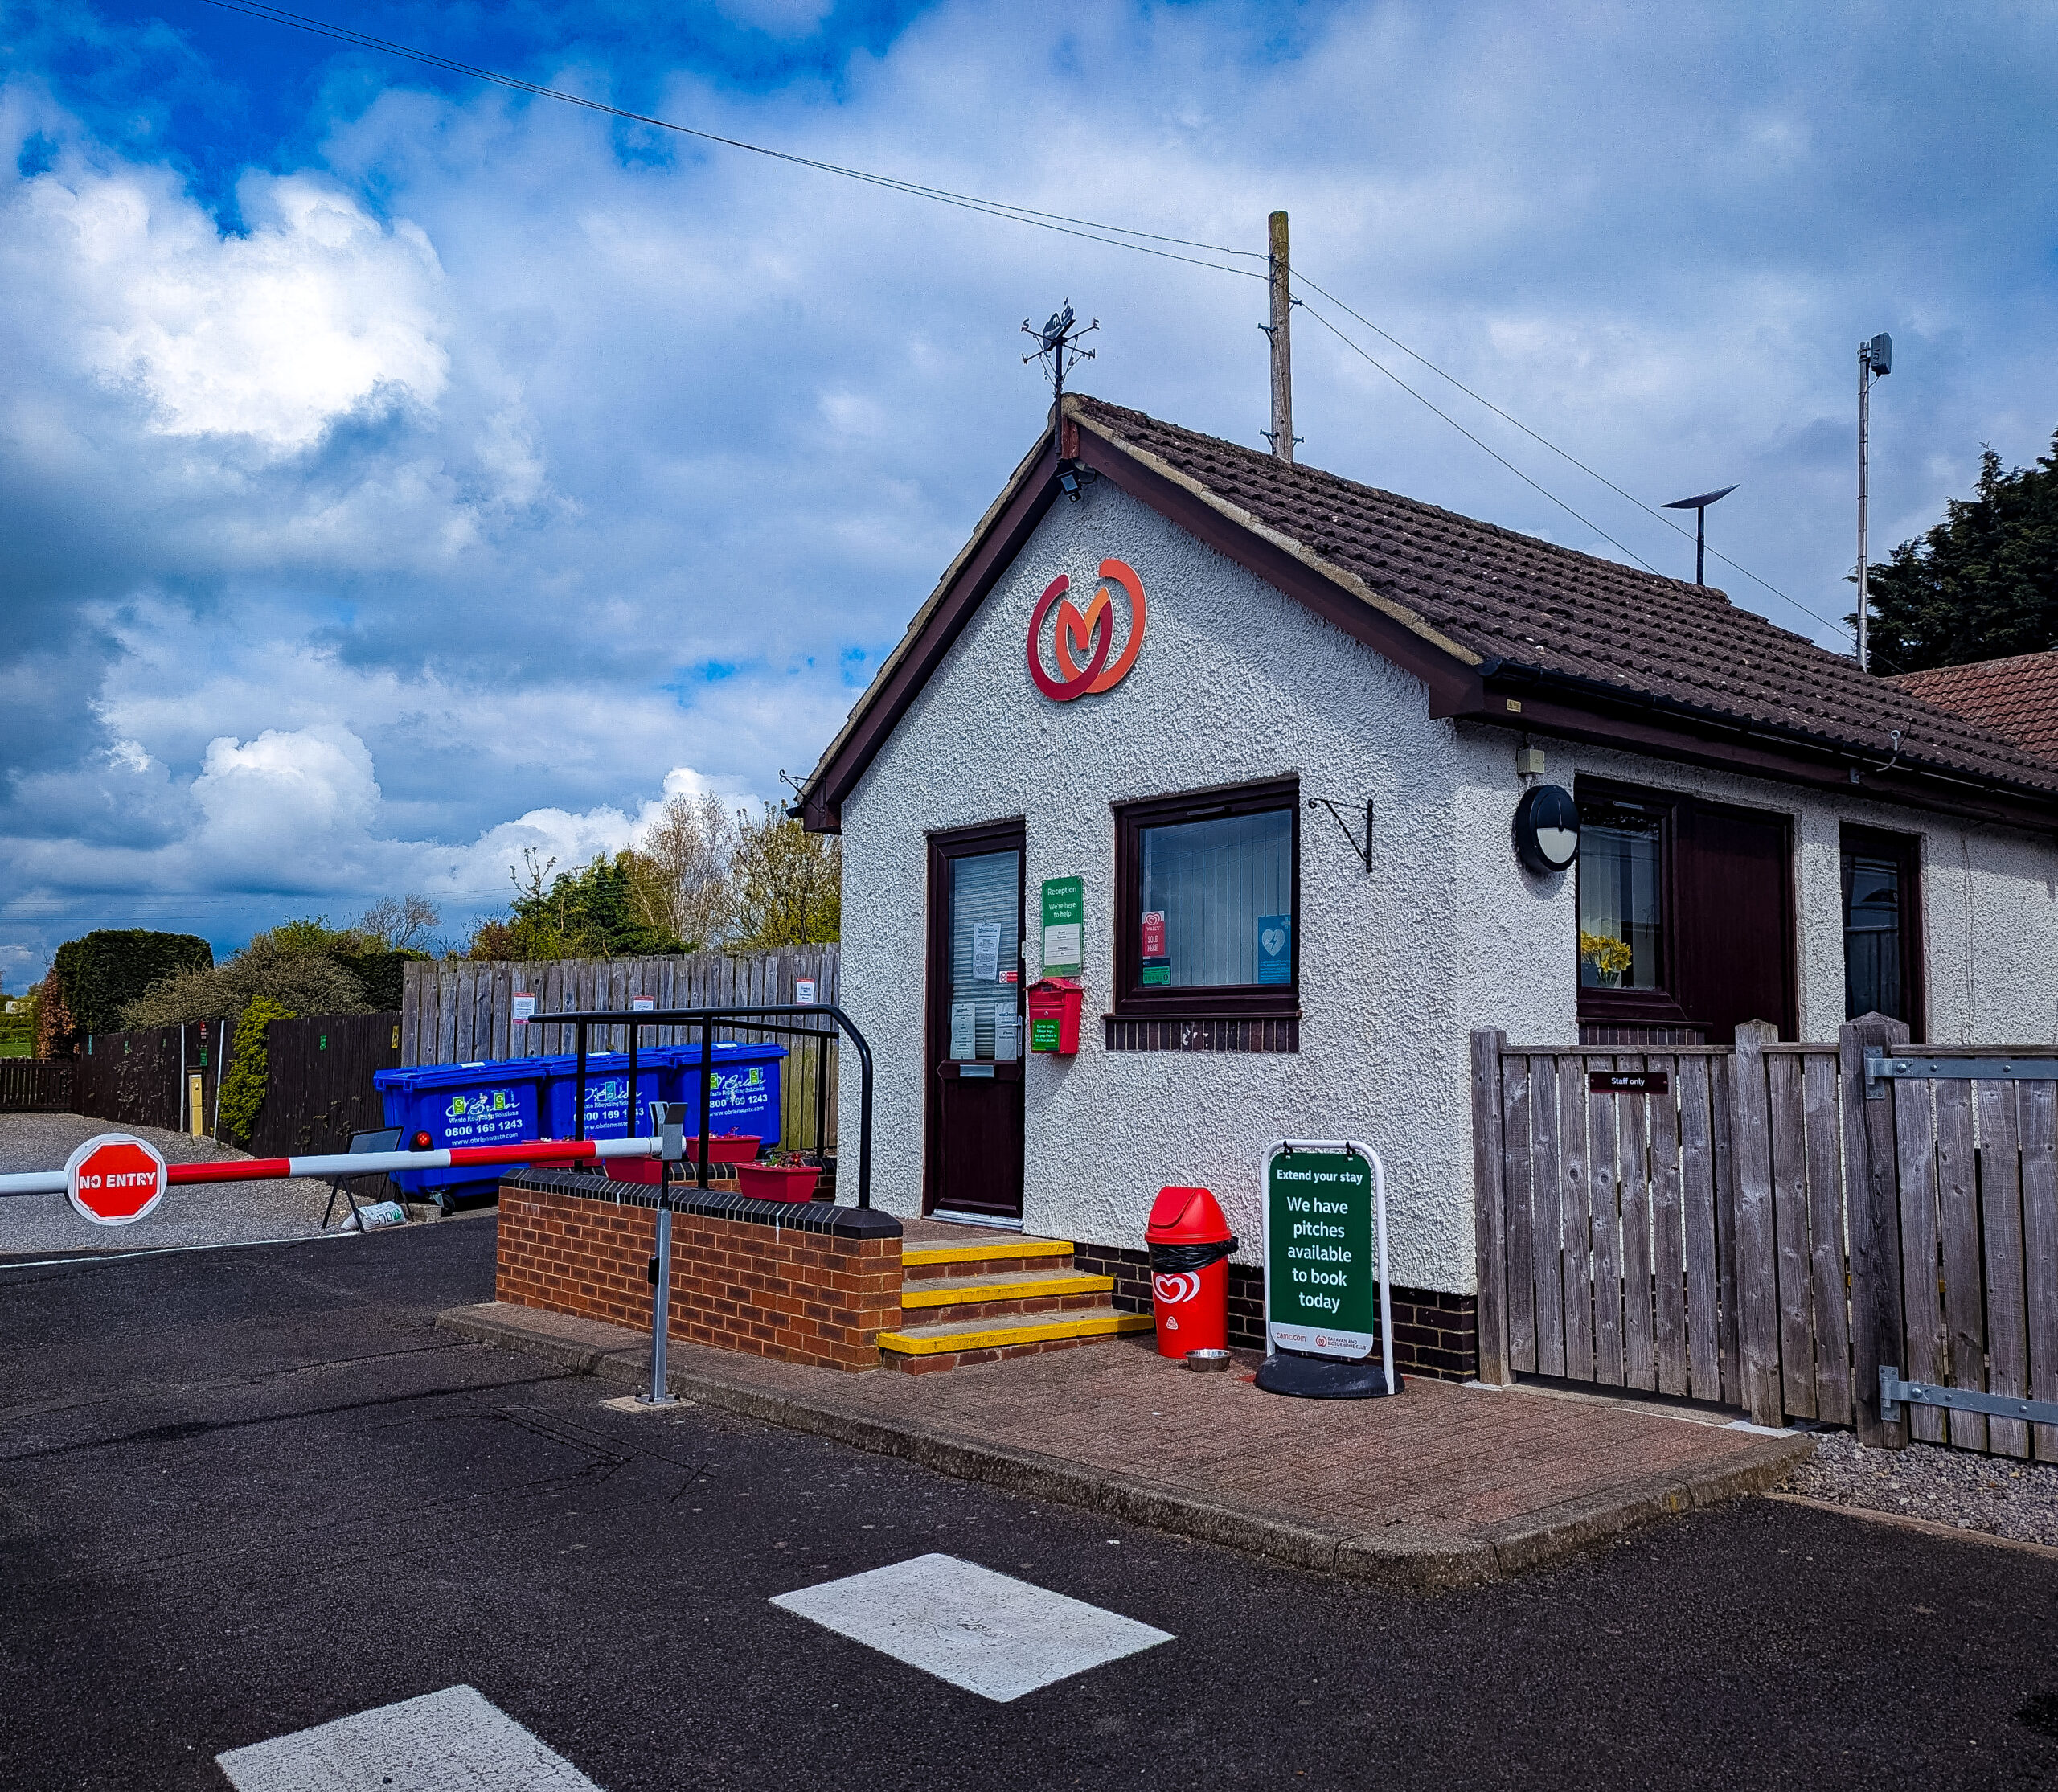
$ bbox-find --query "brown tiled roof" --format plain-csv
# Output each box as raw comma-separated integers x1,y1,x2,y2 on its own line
1072,395,2058,796
1884,651,2058,766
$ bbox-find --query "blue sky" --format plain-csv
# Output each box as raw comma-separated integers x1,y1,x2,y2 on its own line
4,0,2056,986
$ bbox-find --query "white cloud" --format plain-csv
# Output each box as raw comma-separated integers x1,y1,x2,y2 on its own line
4,1,2058,982
31,163,449,453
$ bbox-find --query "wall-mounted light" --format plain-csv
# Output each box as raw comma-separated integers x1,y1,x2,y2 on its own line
1056,459,1099,502
1513,785,1580,877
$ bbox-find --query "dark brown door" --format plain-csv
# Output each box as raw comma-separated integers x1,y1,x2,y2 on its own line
1675,800,1797,1041
924,822,1026,1220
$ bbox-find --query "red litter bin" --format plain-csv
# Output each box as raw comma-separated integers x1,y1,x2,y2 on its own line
1145,1185,1236,1359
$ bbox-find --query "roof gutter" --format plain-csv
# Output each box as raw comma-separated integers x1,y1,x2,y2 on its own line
1467,658,2058,816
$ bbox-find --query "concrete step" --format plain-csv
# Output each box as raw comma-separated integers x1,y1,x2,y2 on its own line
897,1268,1116,1326
875,1309,1154,1376
901,1235,1074,1281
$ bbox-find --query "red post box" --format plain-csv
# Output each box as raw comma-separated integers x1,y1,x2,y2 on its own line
1145,1184,1236,1359
1027,978,1083,1055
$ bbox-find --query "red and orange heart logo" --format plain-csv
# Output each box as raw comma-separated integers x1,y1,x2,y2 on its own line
1026,557,1146,702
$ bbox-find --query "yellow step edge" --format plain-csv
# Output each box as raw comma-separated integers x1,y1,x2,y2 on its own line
876,1311,1154,1356
900,1272,1115,1310
901,1236,1075,1267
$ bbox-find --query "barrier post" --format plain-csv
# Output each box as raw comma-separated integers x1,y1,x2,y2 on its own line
574,1022,588,1143
642,1102,686,1408
696,1016,714,1190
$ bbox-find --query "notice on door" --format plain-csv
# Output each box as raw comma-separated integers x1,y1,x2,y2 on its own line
1264,1146,1377,1360
971,921,1002,984
1040,875,1084,978
949,1002,978,1060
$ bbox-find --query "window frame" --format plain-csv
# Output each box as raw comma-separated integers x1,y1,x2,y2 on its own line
1839,824,1925,1042
1573,777,1691,1029
1111,776,1301,1021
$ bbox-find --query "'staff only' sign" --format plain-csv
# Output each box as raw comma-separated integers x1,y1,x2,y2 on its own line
65,1131,170,1226
1264,1144,1380,1360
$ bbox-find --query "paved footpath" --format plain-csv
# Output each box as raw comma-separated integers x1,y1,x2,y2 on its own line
446,1302,1809,1588
5,1222,2057,1790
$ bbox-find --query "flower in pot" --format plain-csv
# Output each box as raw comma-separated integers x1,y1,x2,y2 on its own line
735,1150,822,1204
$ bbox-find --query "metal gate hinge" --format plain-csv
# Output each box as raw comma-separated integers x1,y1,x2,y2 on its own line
1863,1046,2058,1099
1880,1366,2058,1427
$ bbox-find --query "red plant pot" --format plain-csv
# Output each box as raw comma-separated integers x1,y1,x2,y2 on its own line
690,1134,761,1165
735,1163,822,1204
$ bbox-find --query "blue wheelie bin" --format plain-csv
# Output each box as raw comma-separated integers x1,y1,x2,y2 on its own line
662,1041,788,1148
537,1040,788,1146
537,1049,675,1142
372,1059,554,1208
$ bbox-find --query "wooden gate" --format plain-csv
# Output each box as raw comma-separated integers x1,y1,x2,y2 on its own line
1473,1016,2058,1458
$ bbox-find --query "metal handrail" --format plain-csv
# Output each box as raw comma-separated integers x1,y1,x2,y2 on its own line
531,1003,872,1209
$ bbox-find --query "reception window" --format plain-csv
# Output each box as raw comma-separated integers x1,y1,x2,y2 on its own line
1113,777,1298,1019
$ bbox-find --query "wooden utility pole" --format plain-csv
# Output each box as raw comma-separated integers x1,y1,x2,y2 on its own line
1267,210,1293,462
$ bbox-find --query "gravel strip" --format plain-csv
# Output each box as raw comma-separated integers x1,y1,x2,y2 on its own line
0,1113,390,1257
1778,1427,2058,1548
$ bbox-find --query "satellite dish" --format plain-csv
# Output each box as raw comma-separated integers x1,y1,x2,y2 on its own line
1662,485,1739,512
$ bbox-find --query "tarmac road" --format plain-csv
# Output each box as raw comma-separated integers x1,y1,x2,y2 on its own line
2,1220,2056,1791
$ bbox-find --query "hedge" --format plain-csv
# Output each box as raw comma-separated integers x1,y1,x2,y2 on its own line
51,930,214,1050
331,950,425,1013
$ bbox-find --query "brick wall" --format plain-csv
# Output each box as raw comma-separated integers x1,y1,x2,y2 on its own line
496,1170,903,1372
1071,1241,1478,1382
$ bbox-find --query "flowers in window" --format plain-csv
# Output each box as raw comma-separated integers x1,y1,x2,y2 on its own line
1579,931,1633,979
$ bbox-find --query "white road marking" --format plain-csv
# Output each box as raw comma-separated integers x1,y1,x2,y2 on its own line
215,1684,601,1790
770,1552,1172,1702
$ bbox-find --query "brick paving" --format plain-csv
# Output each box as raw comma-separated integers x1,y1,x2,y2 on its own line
441,1300,1811,1586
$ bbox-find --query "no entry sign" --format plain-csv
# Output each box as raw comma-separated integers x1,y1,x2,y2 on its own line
64,1132,169,1226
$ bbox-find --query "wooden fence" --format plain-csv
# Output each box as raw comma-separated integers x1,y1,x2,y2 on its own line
248,1012,403,1158
1472,1015,2058,1459
0,1059,76,1113
400,948,842,1155
74,1021,230,1134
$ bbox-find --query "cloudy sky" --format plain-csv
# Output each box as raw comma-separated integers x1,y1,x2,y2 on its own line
4,0,2055,987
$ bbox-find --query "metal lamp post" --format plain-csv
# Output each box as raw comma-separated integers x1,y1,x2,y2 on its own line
1857,332,1892,672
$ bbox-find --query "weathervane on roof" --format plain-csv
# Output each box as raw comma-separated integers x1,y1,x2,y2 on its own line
1022,301,1098,416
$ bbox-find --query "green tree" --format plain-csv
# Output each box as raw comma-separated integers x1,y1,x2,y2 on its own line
1865,430,2058,674
727,803,842,950
468,848,684,960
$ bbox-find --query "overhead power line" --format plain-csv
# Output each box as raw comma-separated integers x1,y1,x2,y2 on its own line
195,1,1268,281
1293,269,1852,642
199,0,1847,642
1293,297,1659,574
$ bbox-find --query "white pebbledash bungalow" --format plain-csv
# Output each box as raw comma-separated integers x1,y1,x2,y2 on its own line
801,392,2058,1378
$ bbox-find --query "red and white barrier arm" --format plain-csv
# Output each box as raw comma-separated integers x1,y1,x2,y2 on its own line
0,1134,662,1199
